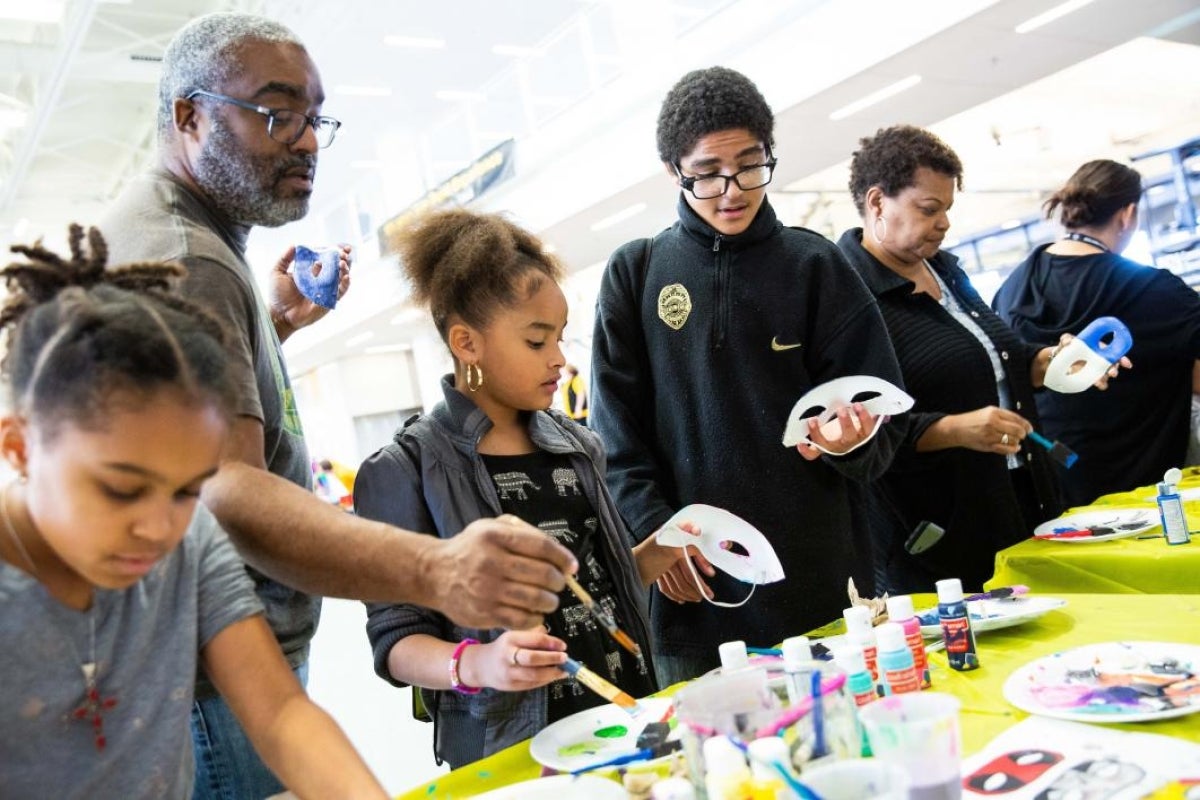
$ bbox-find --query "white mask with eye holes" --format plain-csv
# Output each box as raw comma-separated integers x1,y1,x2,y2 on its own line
655,504,785,608
781,375,913,454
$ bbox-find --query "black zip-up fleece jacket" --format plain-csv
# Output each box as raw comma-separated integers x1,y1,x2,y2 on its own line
590,195,905,661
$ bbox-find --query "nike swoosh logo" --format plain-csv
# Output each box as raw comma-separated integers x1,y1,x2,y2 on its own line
771,337,802,351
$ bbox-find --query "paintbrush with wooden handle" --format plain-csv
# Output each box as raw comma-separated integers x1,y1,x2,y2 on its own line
563,572,642,657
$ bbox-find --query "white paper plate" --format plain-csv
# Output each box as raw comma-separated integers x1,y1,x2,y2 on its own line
1003,641,1200,723
1032,508,1159,543
915,596,1068,638
528,696,673,773
472,774,626,799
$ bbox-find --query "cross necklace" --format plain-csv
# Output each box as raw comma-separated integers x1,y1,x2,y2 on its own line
1,483,118,751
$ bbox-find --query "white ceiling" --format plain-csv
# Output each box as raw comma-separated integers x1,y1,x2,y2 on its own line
1,0,1199,376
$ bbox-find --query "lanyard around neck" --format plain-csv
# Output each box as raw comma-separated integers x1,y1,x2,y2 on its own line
1064,231,1109,252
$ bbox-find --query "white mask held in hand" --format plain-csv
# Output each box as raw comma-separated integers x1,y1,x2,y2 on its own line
781,375,913,454
656,504,784,608
1043,316,1133,394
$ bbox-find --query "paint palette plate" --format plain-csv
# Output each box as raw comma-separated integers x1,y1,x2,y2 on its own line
529,696,674,773
1003,641,1200,723
472,774,626,799
915,596,1068,638
1032,508,1159,543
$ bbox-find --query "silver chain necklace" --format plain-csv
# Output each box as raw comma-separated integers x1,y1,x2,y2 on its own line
1,483,118,751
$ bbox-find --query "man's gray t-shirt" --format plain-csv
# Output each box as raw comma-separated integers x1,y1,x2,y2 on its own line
0,506,262,799
101,169,320,693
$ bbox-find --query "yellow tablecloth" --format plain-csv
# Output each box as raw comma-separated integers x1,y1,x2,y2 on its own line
987,469,1200,594
398,593,1200,798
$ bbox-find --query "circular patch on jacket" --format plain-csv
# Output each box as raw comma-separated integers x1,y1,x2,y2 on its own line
657,284,692,330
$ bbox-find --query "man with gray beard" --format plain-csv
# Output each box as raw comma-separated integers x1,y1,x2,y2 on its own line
101,12,575,799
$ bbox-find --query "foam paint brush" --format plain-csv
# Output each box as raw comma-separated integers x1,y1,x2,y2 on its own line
563,573,642,657
1027,430,1078,468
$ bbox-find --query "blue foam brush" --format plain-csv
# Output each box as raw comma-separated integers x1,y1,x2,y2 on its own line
1027,430,1078,468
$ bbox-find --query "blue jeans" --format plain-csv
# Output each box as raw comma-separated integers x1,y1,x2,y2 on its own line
191,662,307,800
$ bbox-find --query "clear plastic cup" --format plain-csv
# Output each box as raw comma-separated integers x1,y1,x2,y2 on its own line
672,667,779,791
858,692,963,800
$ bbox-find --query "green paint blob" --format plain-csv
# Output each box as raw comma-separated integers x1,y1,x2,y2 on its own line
558,740,605,757
594,724,628,739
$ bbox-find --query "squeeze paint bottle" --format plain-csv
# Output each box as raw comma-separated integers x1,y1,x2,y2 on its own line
781,636,816,708
719,640,751,672
747,736,795,800
885,594,931,688
937,578,980,671
703,736,752,800
831,646,875,757
875,622,922,696
832,646,877,709
842,606,878,682
1157,477,1191,546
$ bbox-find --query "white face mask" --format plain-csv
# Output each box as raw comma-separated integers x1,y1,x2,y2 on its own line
1043,317,1133,394
656,504,784,608
781,375,914,453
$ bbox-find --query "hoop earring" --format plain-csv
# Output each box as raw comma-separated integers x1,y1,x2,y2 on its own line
465,363,485,393
872,215,888,244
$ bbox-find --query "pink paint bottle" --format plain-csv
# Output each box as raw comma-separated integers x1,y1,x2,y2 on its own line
885,595,930,689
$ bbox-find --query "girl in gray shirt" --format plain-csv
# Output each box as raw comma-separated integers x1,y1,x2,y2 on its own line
0,226,385,799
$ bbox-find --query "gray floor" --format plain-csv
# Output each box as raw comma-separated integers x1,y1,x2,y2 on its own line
306,598,446,795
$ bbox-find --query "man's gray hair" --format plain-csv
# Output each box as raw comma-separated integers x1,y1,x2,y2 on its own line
158,12,304,138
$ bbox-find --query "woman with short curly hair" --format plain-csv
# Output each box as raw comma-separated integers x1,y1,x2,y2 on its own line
837,125,1068,593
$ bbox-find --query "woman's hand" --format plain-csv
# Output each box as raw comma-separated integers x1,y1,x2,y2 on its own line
458,628,568,692
795,402,881,460
1033,332,1133,389
938,406,1031,455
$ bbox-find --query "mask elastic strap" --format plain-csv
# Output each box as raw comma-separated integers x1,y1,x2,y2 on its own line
803,411,884,457
683,550,757,608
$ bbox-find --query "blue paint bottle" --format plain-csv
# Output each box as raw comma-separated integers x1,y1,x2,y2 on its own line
1157,479,1191,546
936,578,980,671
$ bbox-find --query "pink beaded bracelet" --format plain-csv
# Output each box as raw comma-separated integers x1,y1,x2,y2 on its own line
449,638,481,695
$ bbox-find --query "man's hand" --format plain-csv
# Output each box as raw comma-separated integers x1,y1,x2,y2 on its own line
795,402,881,461
422,515,576,630
267,244,352,340
653,521,716,603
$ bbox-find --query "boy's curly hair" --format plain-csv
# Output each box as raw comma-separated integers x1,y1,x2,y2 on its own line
656,66,774,165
